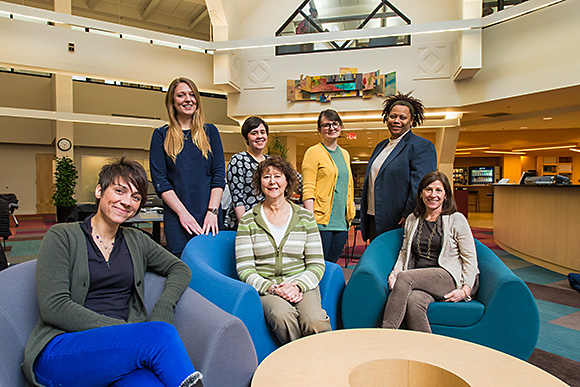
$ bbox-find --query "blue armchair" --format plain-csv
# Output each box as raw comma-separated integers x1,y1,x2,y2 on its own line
341,228,539,360
0,260,257,387
182,231,346,362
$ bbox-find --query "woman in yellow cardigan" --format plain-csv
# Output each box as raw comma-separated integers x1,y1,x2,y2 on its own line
302,109,355,263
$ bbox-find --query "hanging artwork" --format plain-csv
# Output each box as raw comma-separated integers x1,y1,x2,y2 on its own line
287,68,396,102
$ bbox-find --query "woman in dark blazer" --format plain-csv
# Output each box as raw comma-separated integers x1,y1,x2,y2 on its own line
361,92,437,242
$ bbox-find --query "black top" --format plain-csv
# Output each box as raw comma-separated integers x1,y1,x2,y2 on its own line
80,215,134,320
411,218,443,269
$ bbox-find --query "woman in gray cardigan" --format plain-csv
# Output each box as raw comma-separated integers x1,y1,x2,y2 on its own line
23,158,203,387
381,171,479,333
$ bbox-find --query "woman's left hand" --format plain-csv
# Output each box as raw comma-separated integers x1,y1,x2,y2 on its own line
202,211,219,236
443,289,467,303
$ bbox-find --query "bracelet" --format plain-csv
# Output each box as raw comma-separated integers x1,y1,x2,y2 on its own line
462,288,472,302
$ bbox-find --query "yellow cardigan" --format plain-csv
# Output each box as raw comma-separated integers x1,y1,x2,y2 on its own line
301,143,356,226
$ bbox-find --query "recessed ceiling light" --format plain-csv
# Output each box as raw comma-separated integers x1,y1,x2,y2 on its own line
543,117,553,120
520,126,528,129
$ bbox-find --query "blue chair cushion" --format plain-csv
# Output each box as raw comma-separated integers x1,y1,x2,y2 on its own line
427,300,485,327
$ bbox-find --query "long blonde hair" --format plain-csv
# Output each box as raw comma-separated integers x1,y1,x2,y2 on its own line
164,77,211,162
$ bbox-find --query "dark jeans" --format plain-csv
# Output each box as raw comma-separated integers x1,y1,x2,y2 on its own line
34,321,198,387
319,230,348,263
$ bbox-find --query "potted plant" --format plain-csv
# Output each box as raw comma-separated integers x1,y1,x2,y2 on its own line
267,134,289,159
52,156,78,222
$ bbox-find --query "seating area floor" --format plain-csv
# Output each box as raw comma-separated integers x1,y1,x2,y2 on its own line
3,212,580,386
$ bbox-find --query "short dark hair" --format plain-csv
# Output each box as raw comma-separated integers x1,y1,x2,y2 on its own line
317,109,343,129
252,156,299,199
97,157,148,211
241,116,269,144
413,171,457,217
381,91,425,128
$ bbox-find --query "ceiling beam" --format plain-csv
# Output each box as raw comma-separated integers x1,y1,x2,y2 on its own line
142,0,162,21
189,9,208,30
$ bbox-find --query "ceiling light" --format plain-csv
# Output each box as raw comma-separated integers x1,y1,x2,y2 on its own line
456,146,490,151
514,144,576,151
570,148,580,153
455,152,472,155
483,150,526,155
543,117,553,120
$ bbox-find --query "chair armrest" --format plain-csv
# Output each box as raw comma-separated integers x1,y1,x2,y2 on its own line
182,254,279,363
470,241,539,360
341,229,403,328
144,272,257,387
319,261,346,329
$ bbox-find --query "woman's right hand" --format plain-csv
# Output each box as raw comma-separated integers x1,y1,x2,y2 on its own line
161,190,204,235
388,269,399,290
274,282,303,303
178,211,203,235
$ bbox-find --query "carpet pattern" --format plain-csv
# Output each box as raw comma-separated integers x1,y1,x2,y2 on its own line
471,227,580,386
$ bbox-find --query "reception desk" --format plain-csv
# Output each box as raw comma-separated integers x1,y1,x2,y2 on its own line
494,184,580,274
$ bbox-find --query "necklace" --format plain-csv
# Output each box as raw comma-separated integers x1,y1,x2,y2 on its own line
183,130,191,141
92,229,114,269
416,216,439,259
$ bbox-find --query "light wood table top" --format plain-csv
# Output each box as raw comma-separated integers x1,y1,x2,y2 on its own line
251,329,567,387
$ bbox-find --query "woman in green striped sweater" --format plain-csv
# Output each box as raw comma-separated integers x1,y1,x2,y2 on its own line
235,156,331,344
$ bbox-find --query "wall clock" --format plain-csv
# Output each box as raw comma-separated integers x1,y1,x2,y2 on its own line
57,138,72,151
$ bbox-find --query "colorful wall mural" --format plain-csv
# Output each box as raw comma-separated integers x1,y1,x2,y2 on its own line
287,68,396,102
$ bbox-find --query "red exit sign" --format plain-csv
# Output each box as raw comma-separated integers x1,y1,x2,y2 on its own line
346,132,357,140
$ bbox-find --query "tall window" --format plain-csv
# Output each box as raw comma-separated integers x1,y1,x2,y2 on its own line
276,0,411,55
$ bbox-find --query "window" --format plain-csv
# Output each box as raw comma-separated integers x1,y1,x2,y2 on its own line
276,0,411,55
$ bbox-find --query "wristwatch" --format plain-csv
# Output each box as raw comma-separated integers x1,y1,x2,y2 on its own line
207,207,219,215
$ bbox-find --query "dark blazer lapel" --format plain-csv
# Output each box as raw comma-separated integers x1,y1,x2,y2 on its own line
376,131,413,179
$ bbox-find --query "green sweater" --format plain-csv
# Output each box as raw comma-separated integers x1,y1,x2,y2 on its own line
235,202,325,295
22,222,191,387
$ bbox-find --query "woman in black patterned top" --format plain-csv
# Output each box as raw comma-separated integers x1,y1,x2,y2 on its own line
225,116,269,230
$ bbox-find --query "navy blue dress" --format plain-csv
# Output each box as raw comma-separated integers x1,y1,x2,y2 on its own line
150,124,225,255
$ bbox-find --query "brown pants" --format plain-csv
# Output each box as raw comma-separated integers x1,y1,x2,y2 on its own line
260,287,331,345
381,268,455,333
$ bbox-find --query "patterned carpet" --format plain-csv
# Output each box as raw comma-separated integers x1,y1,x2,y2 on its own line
471,227,580,386
3,216,580,385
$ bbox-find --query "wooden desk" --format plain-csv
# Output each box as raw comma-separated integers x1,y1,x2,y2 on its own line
252,329,567,387
494,184,580,273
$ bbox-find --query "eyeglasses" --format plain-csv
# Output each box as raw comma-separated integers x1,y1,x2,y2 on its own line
320,122,341,130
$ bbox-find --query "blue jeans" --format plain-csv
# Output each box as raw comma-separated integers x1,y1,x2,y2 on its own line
34,321,197,387
319,230,348,263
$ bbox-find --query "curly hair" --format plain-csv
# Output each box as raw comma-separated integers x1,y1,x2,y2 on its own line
413,171,457,218
252,156,300,199
381,91,425,128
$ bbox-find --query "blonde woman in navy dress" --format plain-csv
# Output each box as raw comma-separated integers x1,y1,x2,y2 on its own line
150,77,225,256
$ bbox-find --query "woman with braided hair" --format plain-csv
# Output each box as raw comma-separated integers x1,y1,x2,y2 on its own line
361,91,437,242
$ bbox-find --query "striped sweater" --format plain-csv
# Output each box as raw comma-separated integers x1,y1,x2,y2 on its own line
235,201,325,295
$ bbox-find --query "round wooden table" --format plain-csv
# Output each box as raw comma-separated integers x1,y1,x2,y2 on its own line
251,329,568,387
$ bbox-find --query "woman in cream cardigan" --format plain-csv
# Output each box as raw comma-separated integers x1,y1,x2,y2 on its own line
381,171,479,333
302,109,355,263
